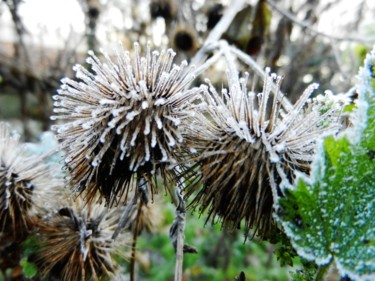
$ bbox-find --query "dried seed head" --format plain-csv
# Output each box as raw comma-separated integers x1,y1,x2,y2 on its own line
0,122,61,241
171,25,199,54
52,43,200,206
182,71,342,239
35,197,129,281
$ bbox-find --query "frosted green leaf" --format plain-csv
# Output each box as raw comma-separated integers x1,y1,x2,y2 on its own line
278,48,375,281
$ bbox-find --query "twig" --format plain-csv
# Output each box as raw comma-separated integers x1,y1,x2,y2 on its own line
130,198,144,281
190,0,246,67
169,190,186,281
229,45,293,110
314,263,331,281
266,0,375,43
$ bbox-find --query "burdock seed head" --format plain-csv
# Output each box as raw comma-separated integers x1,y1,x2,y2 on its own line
52,42,201,206
181,70,343,239
35,197,129,281
0,122,61,241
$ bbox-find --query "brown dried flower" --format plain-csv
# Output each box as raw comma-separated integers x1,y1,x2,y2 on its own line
0,122,60,241
35,197,129,281
181,70,342,238
52,43,201,206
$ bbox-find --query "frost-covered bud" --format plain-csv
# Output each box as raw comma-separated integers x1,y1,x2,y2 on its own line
52,43,201,206
181,71,342,239
0,122,61,241
35,198,130,281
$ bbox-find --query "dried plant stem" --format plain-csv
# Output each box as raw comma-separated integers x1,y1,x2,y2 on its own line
314,263,331,281
190,0,246,66
112,201,135,241
266,0,375,43
174,214,185,281
172,191,186,281
229,45,293,110
130,199,144,281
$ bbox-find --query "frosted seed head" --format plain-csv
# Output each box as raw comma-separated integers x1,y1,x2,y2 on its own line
51,42,199,208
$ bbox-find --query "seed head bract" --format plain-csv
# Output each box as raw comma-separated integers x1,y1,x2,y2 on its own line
52,42,201,206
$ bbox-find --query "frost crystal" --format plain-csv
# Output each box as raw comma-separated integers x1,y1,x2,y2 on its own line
52,43,201,206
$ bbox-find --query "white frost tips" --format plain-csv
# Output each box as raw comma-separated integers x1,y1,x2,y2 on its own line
154,115,163,129
155,98,166,106
65,156,72,163
144,116,151,135
99,99,116,105
142,100,149,109
126,111,139,121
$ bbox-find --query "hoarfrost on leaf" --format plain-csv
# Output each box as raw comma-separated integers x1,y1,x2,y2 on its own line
278,47,375,280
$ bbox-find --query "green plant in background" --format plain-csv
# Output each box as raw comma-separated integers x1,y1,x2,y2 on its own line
278,48,375,280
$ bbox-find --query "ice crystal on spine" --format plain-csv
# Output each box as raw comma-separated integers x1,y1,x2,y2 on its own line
52,43,200,206
35,198,129,281
182,70,342,239
0,122,61,240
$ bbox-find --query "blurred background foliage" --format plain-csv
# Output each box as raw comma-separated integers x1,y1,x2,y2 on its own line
112,194,296,280
0,0,374,280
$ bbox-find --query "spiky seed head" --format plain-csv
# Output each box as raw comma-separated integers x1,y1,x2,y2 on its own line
35,198,129,281
0,122,61,241
182,70,342,239
52,42,200,206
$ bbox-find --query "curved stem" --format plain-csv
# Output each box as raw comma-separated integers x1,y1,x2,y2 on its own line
172,190,186,281
314,263,331,281
130,199,144,281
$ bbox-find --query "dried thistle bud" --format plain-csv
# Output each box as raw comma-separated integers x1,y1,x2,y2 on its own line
0,122,61,241
52,43,200,206
182,70,342,239
35,198,129,281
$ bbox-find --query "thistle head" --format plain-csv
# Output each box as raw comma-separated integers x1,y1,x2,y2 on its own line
52,42,200,206
0,122,61,241
35,197,129,281
182,70,342,239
